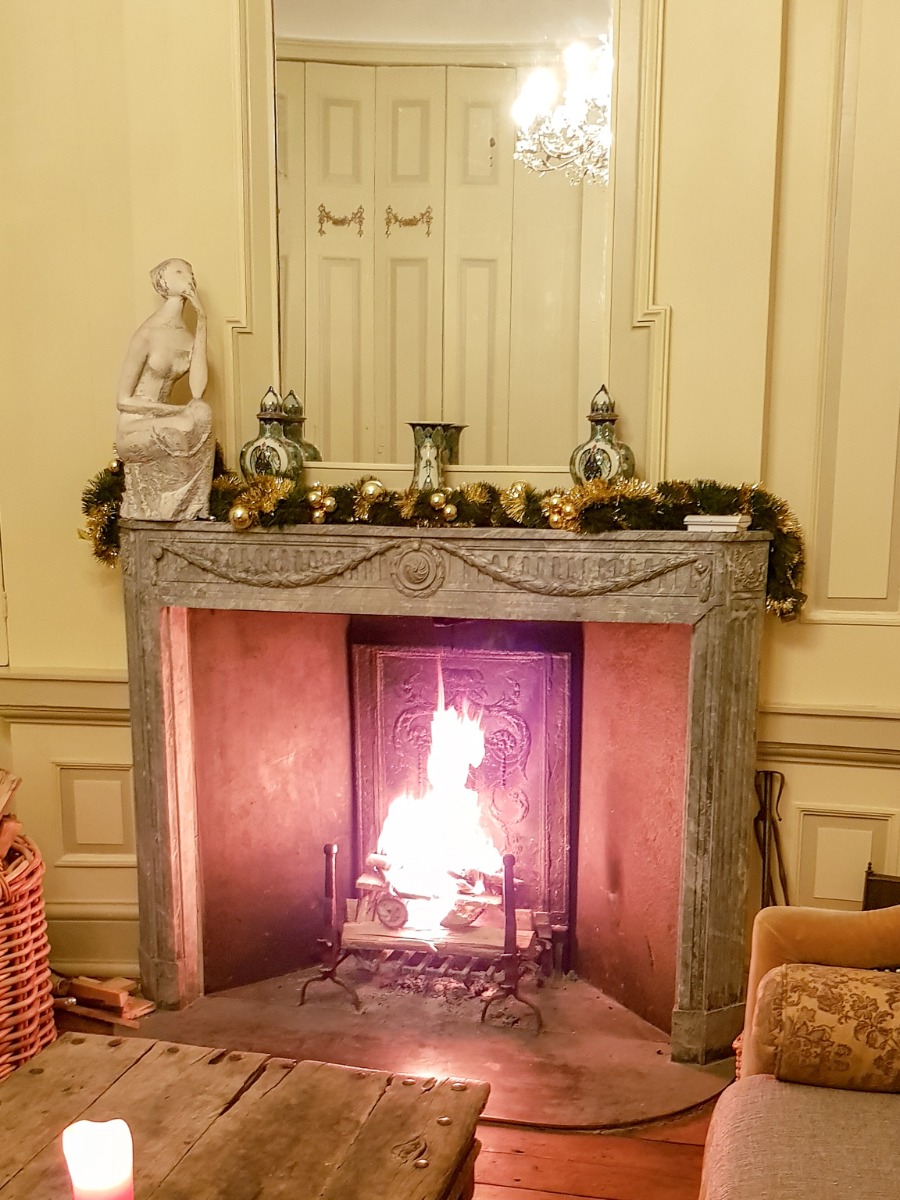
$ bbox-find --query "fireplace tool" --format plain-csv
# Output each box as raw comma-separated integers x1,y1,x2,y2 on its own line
753,770,790,907
480,853,544,1033
298,843,362,1011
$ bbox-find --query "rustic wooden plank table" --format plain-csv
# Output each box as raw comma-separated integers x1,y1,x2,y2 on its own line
0,1033,489,1199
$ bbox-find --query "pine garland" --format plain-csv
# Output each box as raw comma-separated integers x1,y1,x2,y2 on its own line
80,465,806,619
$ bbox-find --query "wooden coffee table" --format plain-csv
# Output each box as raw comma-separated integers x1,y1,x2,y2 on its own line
0,1033,489,1198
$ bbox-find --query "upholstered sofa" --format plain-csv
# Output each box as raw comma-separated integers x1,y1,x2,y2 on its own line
700,904,900,1199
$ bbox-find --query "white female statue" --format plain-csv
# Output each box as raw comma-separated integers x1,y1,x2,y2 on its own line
115,258,214,520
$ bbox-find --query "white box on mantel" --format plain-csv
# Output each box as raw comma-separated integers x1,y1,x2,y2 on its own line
683,514,752,532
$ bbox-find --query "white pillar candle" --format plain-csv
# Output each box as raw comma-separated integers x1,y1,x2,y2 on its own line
62,1119,134,1200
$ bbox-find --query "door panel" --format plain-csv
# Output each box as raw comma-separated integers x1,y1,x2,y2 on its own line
305,63,376,460
444,67,516,463
375,67,445,460
276,61,306,404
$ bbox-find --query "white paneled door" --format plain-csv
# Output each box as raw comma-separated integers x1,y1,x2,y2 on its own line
280,56,602,468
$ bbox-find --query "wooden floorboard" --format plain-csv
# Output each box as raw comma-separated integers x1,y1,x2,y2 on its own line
474,1109,709,1200
612,1108,713,1147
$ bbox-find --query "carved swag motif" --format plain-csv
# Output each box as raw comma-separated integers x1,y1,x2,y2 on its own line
154,537,715,601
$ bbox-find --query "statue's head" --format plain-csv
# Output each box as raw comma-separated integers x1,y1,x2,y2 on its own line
150,258,196,299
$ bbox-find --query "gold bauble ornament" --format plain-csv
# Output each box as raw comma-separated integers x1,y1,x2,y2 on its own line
509,479,527,494
548,511,564,529
441,503,458,521
548,492,563,509
108,458,123,475
429,491,447,509
561,501,576,519
311,508,327,524
307,488,323,506
322,495,337,512
362,479,385,500
228,504,254,531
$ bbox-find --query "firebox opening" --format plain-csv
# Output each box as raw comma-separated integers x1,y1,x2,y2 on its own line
345,616,583,1007
184,607,690,1039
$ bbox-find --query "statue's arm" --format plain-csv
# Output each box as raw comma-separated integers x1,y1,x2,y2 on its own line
187,288,208,401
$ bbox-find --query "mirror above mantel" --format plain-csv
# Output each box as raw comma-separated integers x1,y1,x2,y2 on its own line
273,0,615,486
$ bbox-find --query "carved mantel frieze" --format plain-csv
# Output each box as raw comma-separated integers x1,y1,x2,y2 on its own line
124,522,769,623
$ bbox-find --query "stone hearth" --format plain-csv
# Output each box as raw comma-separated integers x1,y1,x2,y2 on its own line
120,521,769,1062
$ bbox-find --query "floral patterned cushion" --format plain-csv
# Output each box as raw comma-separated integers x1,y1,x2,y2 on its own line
752,963,900,1091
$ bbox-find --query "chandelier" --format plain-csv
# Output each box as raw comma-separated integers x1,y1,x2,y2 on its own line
512,40,613,185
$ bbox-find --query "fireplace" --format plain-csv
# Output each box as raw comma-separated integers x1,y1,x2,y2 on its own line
121,522,769,1062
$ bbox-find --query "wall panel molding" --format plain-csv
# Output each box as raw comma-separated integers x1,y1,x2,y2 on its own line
756,694,900,908
277,39,564,67
223,0,282,458
630,0,671,480
46,901,139,923
795,806,894,908
794,0,900,623
757,702,900,756
0,674,130,726
758,742,900,769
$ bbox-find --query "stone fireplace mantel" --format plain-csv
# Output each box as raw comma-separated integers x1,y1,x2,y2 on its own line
121,521,770,1062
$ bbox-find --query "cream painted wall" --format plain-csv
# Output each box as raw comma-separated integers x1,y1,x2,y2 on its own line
0,0,279,971
0,0,278,675
608,0,900,912
274,0,609,46
1,0,898,977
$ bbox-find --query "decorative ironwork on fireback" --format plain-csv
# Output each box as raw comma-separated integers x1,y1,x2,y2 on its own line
352,644,571,925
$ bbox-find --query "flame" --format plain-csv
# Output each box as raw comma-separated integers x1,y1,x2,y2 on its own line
376,671,502,929
62,1119,133,1195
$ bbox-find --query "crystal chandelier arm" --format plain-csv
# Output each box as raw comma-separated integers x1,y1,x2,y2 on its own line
513,41,613,185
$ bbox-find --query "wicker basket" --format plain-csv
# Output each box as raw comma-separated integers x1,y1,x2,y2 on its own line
0,836,56,1079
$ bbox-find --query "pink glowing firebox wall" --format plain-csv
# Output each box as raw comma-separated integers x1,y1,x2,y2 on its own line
184,609,689,1034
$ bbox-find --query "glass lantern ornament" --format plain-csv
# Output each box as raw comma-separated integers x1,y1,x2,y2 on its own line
239,387,306,481
408,422,465,491
569,386,635,484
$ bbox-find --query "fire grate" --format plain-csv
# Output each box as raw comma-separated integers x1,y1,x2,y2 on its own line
300,844,546,1029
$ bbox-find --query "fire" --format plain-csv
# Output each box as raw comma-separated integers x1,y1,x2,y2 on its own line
374,674,503,930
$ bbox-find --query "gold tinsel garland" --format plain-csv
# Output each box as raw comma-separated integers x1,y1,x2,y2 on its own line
80,465,807,619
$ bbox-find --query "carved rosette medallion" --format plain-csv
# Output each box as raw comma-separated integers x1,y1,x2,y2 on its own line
730,548,768,594
389,541,446,597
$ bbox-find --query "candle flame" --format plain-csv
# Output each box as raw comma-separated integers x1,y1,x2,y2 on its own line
62,1119,133,1192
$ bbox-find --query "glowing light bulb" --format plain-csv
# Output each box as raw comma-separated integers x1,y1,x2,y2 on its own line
562,43,594,116
512,68,558,128
62,1119,134,1200
591,40,614,105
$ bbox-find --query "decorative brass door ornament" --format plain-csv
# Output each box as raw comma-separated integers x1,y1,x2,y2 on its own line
317,203,365,237
384,204,433,238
